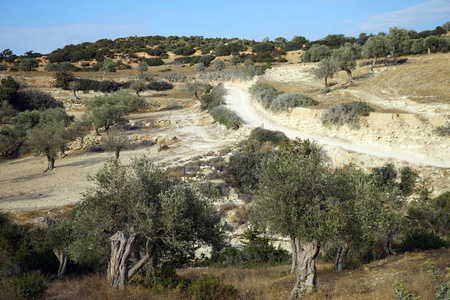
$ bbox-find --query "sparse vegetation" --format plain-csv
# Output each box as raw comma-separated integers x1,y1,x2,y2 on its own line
321,101,374,127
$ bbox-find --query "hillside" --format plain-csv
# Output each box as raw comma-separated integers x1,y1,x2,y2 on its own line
0,48,449,299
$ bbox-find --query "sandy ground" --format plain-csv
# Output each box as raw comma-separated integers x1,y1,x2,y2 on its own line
0,104,247,213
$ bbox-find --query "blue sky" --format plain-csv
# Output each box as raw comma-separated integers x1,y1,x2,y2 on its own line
1,0,449,55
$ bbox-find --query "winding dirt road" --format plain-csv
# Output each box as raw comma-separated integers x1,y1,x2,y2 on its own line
224,85,450,169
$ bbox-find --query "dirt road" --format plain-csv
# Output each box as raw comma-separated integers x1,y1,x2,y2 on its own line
224,85,450,169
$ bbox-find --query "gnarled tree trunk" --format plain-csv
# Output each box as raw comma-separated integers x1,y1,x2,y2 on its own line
335,243,351,272
44,156,55,172
289,239,320,300
323,76,330,94
384,231,394,256
107,231,136,289
290,235,298,273
54,249,68,279
345,69,353,84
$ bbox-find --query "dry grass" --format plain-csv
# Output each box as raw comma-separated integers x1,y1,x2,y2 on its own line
45,248,448,299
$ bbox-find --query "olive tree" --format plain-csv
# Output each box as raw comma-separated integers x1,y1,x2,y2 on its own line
362,35,388,71
63,157,226,289
85,90,145,134
212,59,226,72
129,80,147,97
137,60,148,74
386,27,410,56
26,108,77,171
254,140,333,298
331,43,361,84
100,58,116,79
230,55,240,68
101,128,134,159
18,58,39,71
312,57,337,93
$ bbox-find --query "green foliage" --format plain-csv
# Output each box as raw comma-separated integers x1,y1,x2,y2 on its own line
186,275,239,300
301,44,331,62
199,84,225,111
136,73,154,81
0,63,8,71
53,70,75,89
425,260,450,300
407,191,450,238
321,101,374,127
147,80,173,91
10,89,63,112
0,271,48,299
254,141,333,242
44,61,75,72
248,127,288,145
399,227,448,252
212,59,226,71
269,92,318,112
204,229,289,268
248,83,279,109
184,81,211,99
142,57,164,66
101,129,135,159
398,166,418,196
393,279,419,300
129,80,147,97
225,151,267,193
100,58,116,76
362,35,388,59
209,106,243,130
85,90,145,133
163,72,188,83
18,58,39,71
137,60,148,73
65,157,226,272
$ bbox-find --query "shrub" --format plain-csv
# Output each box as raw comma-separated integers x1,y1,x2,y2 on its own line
321,101,374,127
248,83,279,109
143,57,164,66
53,70,75,89
147,80,173,91
248,127,289,144
96,80,120,93
163,72,187,82
399,227,448,252
209,106,242,130
0,63,8,71
186,275,239,300
434,122,450,137
13,271,47,299
225,151,267,193
136,73,154,81
11,89,63,111
269,92,318,112
198,181,230,198
44,62,75,71
203,229,290,268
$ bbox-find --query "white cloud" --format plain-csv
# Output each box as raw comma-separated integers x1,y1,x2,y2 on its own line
0,23,147,55
358,0,450,33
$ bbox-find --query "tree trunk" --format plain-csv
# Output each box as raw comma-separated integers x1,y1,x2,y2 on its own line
335,243,351,272
345,69,353,84
371,55,378,73
427,47,431,55
289,240,320,300
107,231,136,289
54,249,68,279
384,231,394,256
44,156,55,172
290,235,298,273
323,76,330,93
115,149,120,160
